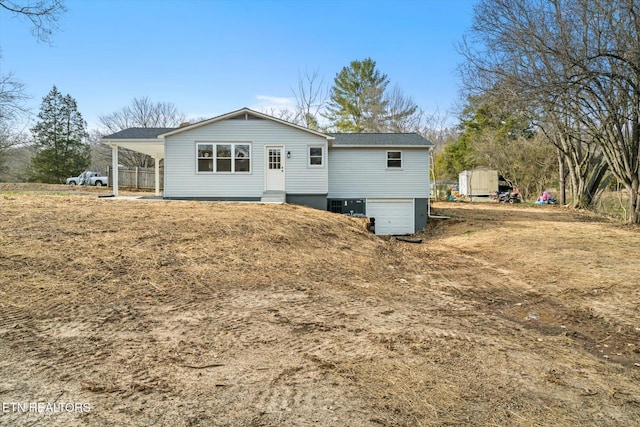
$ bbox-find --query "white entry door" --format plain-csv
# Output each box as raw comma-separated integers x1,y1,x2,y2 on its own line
265,146,285,191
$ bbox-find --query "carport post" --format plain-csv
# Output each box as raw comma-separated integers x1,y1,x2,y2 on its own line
112,144,119,196
154,157,161,196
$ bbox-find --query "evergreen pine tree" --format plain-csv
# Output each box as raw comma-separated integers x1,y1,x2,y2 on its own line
30,86,89,183
325,58,419,133
325,58,389,133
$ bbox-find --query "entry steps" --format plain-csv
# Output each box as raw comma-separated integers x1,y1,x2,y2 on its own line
261,191,286,203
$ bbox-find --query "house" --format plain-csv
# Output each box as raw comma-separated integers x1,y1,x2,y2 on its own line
102,108,433,235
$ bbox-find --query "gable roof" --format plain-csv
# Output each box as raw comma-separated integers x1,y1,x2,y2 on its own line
161,107,334,140
103,127,176,139
330,133,433,148
101,109,433,149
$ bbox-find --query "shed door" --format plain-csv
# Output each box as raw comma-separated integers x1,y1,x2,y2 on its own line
265,146,285,191
366,199,414,236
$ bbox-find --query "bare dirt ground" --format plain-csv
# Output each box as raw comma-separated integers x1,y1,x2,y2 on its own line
1,184,639,426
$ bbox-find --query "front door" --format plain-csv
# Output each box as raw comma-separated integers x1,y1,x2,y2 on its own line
265,146,285,191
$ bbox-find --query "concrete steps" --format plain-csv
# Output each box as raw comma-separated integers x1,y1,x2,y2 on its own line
261,191,286,203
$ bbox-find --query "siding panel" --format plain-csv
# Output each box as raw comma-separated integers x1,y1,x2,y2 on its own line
164,118,328,198
328,147,430,198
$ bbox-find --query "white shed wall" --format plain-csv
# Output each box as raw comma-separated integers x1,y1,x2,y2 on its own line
328,147,430,199
458,169,498,196
164,118,328,198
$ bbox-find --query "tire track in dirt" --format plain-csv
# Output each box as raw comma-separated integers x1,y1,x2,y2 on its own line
211,356,371,427
426,245,640,368
265,292,380,366
148,287,378,424
1,292,170,402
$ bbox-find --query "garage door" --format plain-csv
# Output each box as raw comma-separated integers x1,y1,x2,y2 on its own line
366,199,414,236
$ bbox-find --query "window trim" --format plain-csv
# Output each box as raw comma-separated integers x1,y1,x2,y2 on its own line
196,142,252,174
308,145,324,168
386,150,403,169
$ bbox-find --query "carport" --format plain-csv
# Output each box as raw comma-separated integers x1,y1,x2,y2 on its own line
102,128,174,196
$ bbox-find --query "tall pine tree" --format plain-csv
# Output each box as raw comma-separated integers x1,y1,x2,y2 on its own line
30,86,89,183
325,58,418,133
325,58,389,133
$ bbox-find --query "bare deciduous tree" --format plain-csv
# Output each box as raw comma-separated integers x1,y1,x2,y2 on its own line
384,86,420,133
474,129,557,201
460,0,640,222
536,109,610,207
416,109,458,199
292,68,327,130
98,97,185,167
99,96,185,133
0,121,30,180
87,128,110,173
0,0,67,44
259,107,297,124
0,72,29,123
0,1,66,179
0,72,30,175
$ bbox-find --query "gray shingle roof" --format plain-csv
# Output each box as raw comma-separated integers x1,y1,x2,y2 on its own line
330,133,433,147
103,128,176,139
103,126,433,148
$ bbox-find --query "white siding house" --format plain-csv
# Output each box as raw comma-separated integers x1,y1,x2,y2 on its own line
162,113,329,206
328,134,431,235
103,108,433,235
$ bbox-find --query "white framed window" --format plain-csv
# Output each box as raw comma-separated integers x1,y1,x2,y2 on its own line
197,143,251,173
234,144,251,172
197,144,214,172
216,144,232,172
308,146,323,167
387,150,402,169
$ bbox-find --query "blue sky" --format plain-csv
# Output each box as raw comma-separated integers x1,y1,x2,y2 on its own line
0,0,477,129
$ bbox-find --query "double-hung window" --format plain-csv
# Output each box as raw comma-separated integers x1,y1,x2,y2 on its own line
234,144,251,172
387,151,402,169
308,146,323,167
197,143,251,173
197,144,214,172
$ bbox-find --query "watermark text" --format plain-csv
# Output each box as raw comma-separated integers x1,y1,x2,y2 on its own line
2,402,91,414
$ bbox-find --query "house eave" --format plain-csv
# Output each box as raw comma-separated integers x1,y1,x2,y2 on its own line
103,138,162,144
331,144,432,149
103,138,165,158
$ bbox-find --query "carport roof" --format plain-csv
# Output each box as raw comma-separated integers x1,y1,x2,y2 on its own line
103,127,176,139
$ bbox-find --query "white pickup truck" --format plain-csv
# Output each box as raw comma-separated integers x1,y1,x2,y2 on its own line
66,171,109,186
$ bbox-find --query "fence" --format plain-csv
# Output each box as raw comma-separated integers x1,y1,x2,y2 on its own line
107,167,164,190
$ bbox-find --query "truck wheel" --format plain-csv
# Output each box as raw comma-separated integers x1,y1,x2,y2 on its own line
95,181,103,187
68,181,76,185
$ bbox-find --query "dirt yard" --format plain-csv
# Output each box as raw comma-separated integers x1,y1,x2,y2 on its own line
1,184,639,426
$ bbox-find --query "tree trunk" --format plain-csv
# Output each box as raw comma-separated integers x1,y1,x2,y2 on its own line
628,177,640,224
557,147,566,205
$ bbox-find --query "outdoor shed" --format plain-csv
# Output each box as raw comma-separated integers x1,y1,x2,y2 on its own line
458,168,498,197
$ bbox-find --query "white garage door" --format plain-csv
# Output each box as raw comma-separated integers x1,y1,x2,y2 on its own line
366,199,414,236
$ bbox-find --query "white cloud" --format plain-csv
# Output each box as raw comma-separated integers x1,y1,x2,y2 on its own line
251,95,296,114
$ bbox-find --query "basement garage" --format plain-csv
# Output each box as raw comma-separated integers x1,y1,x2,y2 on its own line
366,198,414,236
